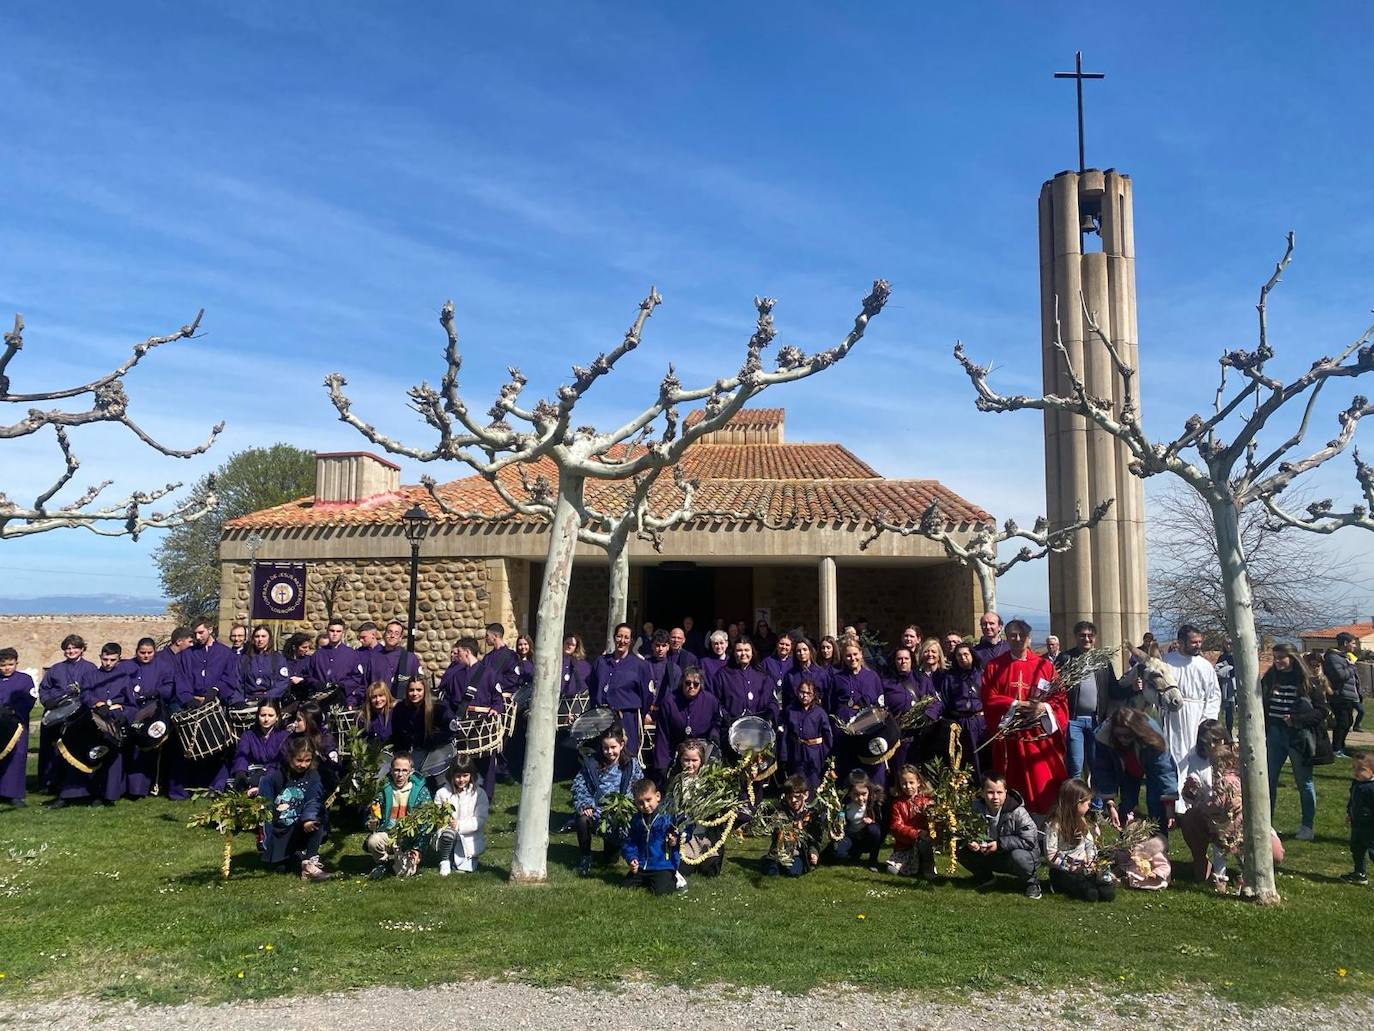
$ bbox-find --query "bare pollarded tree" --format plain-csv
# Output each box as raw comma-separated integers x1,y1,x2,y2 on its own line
1261,447,1374,536
859,498,1112,612
0,312,223,539
327,280,890,881
954,234,1374,904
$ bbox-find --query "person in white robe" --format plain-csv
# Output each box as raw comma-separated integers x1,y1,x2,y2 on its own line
1161,625,1221,773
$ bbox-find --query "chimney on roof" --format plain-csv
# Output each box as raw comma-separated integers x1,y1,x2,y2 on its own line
314,451,400,505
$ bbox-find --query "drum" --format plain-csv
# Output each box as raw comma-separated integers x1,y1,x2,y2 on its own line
558,690,589,728
567,706,615,747
845,705,901,766
171,701,236,760
91,706,127,750
226,703,260,736
309,684,344,710
0,705,21,763
640,716,657,763
512,685,534,711
41,694,81,729
500,693,520,739
56,709,116,774
127,700,172,751
727,715,777,781
450,712,506,759
418,739,459,778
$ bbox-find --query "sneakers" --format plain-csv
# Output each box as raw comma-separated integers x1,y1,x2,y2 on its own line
394,852,419,878
1025,881,1042,900
674,871,688,893
1210,875,1230,895
1294,826,1315,841
576,856,593,877
300,857,332,882
438,860,452,877
1334,750,1350,759
1339,871,1369,886
368,863,390,880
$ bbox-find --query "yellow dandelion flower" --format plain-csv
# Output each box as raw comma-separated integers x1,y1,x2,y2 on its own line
856,913,865,920
236,971,245,979
264,944,274,952
1338,968,1348,978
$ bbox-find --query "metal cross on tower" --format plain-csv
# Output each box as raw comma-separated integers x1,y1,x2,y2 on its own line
1054,50,1105,174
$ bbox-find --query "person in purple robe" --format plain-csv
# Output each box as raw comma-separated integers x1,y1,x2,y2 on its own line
478,623,523,697
818,635,841,672
438,639,476,711
227,624,249,657
783,679,833,788
289,702,342,801
123,637,175,798
714,638,778,761
52,642,130,806
652,666,720,777
762,633,793,704
890,625,922,673
829,638,886,783
972,612,1010,666
0,647,37,805
355,621,381,659
306,619,367,707
38,634,99,800
589,623,653,761
644,631,682,714
667,627,697,673
368,620,423,697
700,630,731,692
361,681,395,745
280,632,314,703
561,635,591,700
936,640,987,783
237,625,289,706
169,621,239,798
513,634,535,691
785,638,833,710
231,698,290,791
450,643,505,800
680,616,706,657
884,643,946,775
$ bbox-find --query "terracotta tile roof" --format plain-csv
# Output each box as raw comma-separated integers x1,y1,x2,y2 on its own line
1299,622,1374,639
683,407,784,429
225,411,990,532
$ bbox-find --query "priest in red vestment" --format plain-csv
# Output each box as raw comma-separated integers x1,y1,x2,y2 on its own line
981,618,1068,815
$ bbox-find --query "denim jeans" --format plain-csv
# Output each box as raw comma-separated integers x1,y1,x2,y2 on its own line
1064,715,1101,809
1265,719,1316,830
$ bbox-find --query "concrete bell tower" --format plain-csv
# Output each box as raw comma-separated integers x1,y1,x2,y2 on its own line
1038,168,1149,655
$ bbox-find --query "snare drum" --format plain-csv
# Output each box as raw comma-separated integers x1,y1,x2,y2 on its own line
171,701,235,760
844,705,901,766
329,708,361,756
558,691,590,729
41,694,81,729
450,712,506,759
226,703,259,736
727,715,777,781
56,709,116,774
127,700,172,751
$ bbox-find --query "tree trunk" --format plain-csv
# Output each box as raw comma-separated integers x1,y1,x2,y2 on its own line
510,472,585,883
1212,499,1280,903
974,563,997,614
605,540,629,654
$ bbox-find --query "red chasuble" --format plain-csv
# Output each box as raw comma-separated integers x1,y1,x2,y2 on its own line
980,650,1068,815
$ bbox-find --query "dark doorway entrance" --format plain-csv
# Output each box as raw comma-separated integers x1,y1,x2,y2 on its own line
642,565,714,633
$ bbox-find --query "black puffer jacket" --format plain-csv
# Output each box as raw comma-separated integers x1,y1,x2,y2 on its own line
1323,649,1361,703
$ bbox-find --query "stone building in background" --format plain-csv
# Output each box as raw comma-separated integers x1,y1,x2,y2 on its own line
219,409,990,676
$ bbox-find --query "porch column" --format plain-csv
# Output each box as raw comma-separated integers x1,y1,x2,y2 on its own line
818,556,837,639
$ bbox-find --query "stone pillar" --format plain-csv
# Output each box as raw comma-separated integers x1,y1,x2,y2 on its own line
1039,168,1149,656
818,557,838,639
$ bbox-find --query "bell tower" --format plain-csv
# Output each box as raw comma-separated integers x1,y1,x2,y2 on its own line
1040,54,1148,654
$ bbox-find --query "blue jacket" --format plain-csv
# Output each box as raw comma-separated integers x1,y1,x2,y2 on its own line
622,809,680,872
571,756,641,816
1092,716,1179,820
258,767,324,829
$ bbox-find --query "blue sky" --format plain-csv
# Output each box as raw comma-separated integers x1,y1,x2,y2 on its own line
1,2,1372,624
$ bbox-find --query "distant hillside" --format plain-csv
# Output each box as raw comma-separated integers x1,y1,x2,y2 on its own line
0,594,168,615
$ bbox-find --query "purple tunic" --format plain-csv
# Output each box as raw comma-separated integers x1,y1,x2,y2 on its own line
784,663,833,710
368,646,422,696
124,654,175,797
175,641,239,703
714,665,777,725
973,637,1010,667
590,652,653,758
478,645,522,695
61,661,131,801
560,657,589,699
306,643,367,706
936,666,987,781
700,653,729,692
364,711,393,746
783,703,833,787
828,667,884,724
231,725,290,777
38,657,99,792
653,687,721,772
0,671,37,800
667,648,698,672
763,654,791,697
237,652,289,704
884,671,945,772
645,657,681,711
438,660,473,710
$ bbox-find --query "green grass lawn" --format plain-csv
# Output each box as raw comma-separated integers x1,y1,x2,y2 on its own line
0,758,1371,1007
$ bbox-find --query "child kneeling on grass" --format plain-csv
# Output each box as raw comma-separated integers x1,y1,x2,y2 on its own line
572,724,642,877
621,777,686,895
1045,779,1115,902
763,775,825,877
833,770,884,869
365,750,433,879
434,757,489,876
258,736,331,882
886,764,936,881
957,770,1041,899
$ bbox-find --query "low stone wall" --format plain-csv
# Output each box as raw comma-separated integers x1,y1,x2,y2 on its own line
0,614,179,672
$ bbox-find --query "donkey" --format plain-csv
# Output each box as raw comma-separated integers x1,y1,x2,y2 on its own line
1117,644,1184,714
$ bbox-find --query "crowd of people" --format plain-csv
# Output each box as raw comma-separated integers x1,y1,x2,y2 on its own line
0,611,1369,894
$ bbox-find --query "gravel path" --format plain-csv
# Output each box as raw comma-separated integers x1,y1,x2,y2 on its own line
2,980,1368,1030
